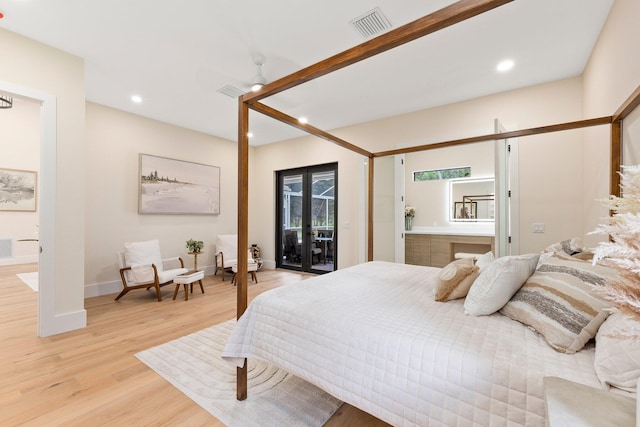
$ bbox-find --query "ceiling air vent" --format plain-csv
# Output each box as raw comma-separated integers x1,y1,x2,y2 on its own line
350,7,392,39
217,85,245,98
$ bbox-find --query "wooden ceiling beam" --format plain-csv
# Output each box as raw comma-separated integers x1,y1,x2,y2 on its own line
612,84,640,123
373,116,613,157
250,102,373,157
241,0,514,105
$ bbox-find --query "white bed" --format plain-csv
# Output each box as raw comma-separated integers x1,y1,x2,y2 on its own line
222,261,603,426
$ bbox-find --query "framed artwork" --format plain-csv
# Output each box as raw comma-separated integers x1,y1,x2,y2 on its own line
454,201,477,220
0,168,37,212
138,154,220,215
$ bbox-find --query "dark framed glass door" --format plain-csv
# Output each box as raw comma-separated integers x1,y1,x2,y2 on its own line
276,163,337,274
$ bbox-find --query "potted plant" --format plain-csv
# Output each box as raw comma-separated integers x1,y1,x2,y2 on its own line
186,239,204,253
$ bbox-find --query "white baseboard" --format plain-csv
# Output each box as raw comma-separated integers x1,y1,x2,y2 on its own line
85,265,217,298
39,309,87,337
262,259,276,270
0,255,39,266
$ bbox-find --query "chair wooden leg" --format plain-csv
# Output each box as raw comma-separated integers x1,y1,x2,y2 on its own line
231,272,236,284
172,284,180,300
251,271,258,283
198,280,204,293
155,283,163,301
114,288,129,301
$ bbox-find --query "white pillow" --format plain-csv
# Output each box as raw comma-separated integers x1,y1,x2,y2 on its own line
124,239,164,282
595,313,640,392
475,251,495,272
464,253,539,316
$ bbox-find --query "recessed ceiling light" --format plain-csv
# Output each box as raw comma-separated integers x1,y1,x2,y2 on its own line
496,60,514,72
131,95,142,103
298,117,308,124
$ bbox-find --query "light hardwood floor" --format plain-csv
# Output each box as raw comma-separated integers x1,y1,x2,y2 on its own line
0,264,390,426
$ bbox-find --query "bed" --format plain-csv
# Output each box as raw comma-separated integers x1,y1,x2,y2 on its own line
222,260,607,426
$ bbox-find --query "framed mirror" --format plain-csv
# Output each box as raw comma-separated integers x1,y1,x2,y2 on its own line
449,178,495,222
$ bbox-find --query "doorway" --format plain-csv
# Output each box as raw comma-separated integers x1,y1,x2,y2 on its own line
276,163,337,274
0,82,57,337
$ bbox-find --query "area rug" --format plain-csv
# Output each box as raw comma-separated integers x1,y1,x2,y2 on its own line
136,319,342,426
17,272,38,291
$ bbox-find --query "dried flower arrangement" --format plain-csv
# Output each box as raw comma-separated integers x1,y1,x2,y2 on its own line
592,165,640,321
405,206,416,218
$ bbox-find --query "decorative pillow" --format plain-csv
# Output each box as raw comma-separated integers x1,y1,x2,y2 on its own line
475,251,495,272
595,313,640,392
464,253,539,316
124,239,163,282
543,238,584,256
435,258,479,302
500,252,615,353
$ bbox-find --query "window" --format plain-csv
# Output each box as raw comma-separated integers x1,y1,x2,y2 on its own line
413,166,471,181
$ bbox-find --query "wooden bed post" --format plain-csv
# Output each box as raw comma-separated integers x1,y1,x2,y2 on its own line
610,121,622,198
237,98,249,400
368,156,374,261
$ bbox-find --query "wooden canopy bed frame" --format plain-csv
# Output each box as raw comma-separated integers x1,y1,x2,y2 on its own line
233,0,640,400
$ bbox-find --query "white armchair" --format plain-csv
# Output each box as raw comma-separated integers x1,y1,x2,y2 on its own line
215,234,238,281
116,239,188,301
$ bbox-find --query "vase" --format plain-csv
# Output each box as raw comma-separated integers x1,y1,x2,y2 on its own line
405,216,413,231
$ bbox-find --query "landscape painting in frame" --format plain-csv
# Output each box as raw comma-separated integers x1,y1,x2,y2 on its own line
0,168,37,212
139,154,220,215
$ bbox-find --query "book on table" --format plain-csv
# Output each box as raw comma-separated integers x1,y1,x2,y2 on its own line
176,270,203,279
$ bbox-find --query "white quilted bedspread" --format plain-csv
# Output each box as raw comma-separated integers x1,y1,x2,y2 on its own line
222,261,602,426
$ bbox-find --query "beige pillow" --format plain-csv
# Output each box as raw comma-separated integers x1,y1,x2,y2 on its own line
435,258,479,302
500,252,614,353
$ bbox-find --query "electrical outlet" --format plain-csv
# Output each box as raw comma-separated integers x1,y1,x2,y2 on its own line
532,223,545,233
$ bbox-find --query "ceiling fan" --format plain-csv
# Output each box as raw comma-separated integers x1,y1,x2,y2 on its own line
216,54,268,98
250,54,267,92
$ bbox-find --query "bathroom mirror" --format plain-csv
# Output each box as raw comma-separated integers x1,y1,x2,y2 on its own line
449,178,495,222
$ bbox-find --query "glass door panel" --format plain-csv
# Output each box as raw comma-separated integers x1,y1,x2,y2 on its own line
281,173,303,269
310,170,335,272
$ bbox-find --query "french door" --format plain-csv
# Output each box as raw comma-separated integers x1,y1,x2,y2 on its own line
276,163,337,274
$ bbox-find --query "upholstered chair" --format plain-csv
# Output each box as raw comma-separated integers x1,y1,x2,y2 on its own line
116,239,188,301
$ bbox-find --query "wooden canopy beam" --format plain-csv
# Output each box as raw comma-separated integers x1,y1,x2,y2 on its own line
612,84,640,123
373,116,613,157
250,102,373,157
236,98,249,401
241,0,513,105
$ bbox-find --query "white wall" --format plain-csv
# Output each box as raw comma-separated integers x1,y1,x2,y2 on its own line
582,0,640,248
250,136,366,269
405,141,494,227
359,77,585,254
84,103,239,295
0,97,40,265
1,27,86,335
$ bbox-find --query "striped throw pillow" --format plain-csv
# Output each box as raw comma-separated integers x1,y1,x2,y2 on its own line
500,252,615,353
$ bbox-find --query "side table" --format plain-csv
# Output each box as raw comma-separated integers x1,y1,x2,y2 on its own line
172,270,205,301
188,251,203,270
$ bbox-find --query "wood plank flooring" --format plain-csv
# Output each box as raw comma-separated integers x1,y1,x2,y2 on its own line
0,264,389,426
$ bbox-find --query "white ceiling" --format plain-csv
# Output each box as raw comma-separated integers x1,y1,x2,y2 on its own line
0,0,614,146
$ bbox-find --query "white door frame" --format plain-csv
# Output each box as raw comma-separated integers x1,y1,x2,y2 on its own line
1,80,57,337
394,155,406,263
